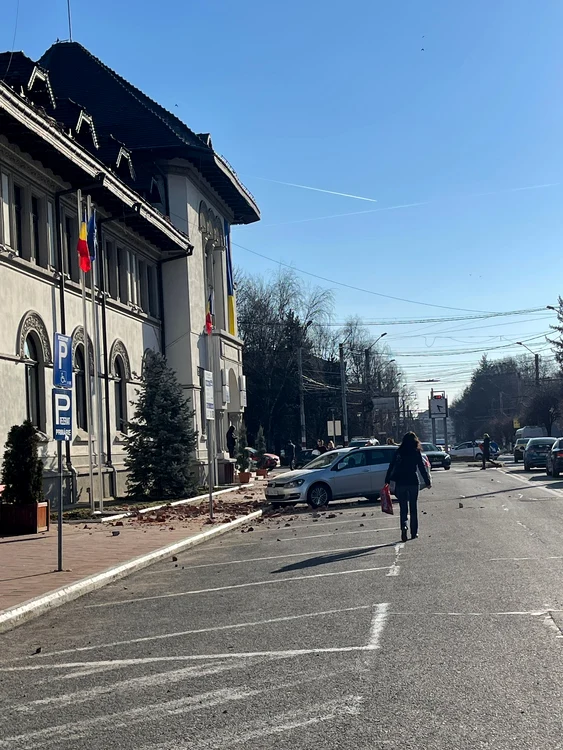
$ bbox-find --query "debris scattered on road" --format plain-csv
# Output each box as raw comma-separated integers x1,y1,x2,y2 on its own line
33,647,42,655
458,502,464,509
112,530,120,536
327,513,336,519
172,556,178,562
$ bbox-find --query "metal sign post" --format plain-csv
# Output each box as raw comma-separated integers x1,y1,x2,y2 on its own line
204,370,215,520
53,386,72,572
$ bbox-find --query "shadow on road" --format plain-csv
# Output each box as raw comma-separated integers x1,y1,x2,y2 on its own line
271,542,399,574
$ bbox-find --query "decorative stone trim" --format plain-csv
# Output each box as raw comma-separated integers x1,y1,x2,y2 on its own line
71,326,94,375
109,339,131,380
17,311,52,364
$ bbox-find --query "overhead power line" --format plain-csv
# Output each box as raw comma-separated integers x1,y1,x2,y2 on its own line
233,241,496,314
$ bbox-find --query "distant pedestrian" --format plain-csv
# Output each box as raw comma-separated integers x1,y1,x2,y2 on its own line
317,439,327,454
385,431,431,543
286,439,296,470
226,425,236,459
327,439,335,451
481,433,491,470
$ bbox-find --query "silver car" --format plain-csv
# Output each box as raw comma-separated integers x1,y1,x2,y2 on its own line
265,446,400,509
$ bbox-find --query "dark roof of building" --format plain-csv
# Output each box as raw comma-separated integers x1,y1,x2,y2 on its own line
0,51,55,108
39,42,259,224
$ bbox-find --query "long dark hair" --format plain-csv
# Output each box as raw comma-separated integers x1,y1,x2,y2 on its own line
397,431,421,455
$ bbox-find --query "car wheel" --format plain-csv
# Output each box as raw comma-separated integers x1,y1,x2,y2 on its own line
307,483,332,509
524,463,531,472
546,463,552,477
475,453,483,461
443,461,451,470
554,467,560,478
514,455,519,463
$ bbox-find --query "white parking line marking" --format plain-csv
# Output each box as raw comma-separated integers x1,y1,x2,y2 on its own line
367,603,390,648
146,543,398,573
145,696,365,750
391,609,563,617
208,527,398,549
87,566,391,608
29,605,372,657
386,543,404,577
501,471,563,497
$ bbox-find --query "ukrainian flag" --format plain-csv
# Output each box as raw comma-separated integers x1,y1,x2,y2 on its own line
225,221,236,336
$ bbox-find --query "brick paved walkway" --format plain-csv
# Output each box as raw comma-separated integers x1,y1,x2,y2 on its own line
0,485,264,614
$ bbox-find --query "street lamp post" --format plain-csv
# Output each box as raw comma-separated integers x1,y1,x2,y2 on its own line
517,342,539,386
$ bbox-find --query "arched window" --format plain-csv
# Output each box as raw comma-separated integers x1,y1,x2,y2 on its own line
75,345,88,431
115,356,127,433
24,334,44,430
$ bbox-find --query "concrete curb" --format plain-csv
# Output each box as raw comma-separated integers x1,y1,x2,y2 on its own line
99,483,256,523
0,509,263,634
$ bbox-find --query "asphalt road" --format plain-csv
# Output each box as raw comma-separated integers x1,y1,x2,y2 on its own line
1,463,563,749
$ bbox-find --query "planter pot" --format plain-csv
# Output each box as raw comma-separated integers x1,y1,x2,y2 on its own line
256,469,269,478
0,501,50,536
238,471,252,484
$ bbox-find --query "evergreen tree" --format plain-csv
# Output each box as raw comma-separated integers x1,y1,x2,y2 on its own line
125,350,198,500
255,425,266,468
236,423,250,472
1,421,44,504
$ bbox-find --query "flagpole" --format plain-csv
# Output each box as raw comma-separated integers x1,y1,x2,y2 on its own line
87,198,104,512
78,190,95,513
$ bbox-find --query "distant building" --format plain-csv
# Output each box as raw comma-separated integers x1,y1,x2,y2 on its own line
416,410,455,445
0,45,259,504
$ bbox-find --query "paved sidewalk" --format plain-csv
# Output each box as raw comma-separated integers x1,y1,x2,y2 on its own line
0,485,264,615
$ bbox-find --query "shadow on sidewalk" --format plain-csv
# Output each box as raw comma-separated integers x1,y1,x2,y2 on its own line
0,536,48,545
272,542,399,574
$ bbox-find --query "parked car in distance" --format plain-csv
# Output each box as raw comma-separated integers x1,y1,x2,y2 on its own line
513,438,529,463
294,448,319,469
450,441,483,460
348,437,379,447
245,447,280,470
265,445,430,509
523,437,557,471
546,438,563,477
420,442,451,470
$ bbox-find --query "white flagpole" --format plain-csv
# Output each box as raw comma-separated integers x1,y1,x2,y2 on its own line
78,190,95,513
87,198,105,512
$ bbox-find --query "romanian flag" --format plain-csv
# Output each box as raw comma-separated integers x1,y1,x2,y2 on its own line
225,221,236,336
87,209,97,263
205,290,214,336
77,214,91,273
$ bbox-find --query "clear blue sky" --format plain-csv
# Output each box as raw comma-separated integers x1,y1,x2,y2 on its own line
4,0,563,405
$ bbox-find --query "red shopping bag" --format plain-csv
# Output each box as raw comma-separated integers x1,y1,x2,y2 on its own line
381,483,393,515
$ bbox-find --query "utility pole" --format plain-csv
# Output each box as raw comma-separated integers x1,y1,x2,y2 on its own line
297,347,306,449
339,343,348,446
534,353,540,387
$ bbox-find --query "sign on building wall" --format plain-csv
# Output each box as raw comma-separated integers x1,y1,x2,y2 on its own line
204,370,215,421
53,389,72,441
54,333,73,389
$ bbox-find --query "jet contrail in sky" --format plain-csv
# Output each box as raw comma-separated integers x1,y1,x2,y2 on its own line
257,182,561,228
247,176,378,202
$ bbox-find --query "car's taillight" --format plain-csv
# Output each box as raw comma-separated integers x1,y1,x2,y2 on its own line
557,452,563,458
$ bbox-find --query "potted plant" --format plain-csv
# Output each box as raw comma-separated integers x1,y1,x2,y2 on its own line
0,421,49,535
255,426,269,477
236,424,252,484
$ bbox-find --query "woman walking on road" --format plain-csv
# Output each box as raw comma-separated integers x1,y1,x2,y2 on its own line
385,432,431,543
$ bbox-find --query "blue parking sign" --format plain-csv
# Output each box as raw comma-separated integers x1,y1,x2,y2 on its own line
53,389,72,441
54,333,73,389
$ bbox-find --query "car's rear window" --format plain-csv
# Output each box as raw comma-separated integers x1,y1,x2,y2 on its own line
528,439,555,447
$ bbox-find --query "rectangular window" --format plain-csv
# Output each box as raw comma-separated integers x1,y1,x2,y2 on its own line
147,265,159,317
46,201,55,268
13,184,23,256
128,251,138,306
106,241,118,299
64,216,79,281
0,172,11,247
138,260,149,312
117,247,128,303
30,196,40,262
